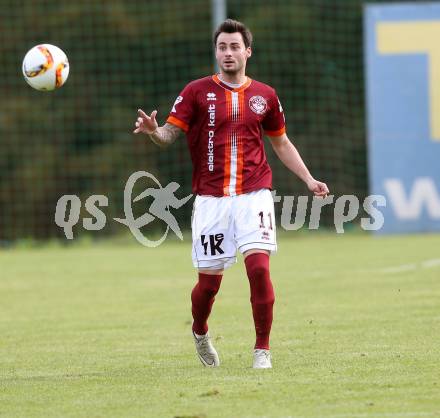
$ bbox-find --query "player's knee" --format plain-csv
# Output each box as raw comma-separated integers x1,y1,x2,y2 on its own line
265,291,275,306
244,252,270,281
200,284,220,298
197,274,222,297
251,286,275,306
245,256,274,305
245,258,270,282
247,264,269,281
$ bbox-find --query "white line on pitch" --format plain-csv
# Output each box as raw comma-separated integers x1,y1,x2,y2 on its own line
378,258,440,275
422,258,440,268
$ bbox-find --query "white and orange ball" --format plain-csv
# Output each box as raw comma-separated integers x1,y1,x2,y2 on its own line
22,44,69,91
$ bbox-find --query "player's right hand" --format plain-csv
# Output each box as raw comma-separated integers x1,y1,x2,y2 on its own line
133,109,159,134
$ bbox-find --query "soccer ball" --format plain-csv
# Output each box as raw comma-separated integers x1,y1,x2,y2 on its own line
22,44,69,91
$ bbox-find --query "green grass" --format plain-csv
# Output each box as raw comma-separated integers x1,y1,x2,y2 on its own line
1,233,439,418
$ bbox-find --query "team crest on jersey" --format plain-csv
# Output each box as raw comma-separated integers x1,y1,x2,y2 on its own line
249,96,268,115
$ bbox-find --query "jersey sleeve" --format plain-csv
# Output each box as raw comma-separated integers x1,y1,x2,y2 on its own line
262,89,286,137
166,83,195,133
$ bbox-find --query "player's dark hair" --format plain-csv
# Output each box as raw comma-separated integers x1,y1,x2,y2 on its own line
213,19,253,49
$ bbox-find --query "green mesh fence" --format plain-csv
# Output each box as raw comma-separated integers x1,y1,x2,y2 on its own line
0,0,425,243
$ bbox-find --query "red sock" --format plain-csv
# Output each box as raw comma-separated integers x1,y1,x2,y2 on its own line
245,253,275,350
191,273,223,335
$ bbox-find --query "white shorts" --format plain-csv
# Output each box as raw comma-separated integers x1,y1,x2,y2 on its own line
191,189,277,270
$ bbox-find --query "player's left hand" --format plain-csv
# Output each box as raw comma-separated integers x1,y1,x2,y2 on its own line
307,179,329,197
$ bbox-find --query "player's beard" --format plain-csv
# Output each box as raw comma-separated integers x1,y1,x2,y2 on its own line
222,68,238,75
220,61,243,75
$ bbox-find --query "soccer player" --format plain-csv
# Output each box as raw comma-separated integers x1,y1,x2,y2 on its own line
134,19,329,369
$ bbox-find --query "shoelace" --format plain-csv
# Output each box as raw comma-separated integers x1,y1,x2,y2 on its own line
197,336,212,353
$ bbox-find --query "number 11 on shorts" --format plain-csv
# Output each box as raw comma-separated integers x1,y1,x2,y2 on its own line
258,211,273,230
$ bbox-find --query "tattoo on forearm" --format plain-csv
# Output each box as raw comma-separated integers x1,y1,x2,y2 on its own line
148,123,181,147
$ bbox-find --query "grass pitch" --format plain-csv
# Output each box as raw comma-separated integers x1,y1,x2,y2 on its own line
1,233,439,418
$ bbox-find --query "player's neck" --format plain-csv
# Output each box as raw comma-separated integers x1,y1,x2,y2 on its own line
218,71,247,86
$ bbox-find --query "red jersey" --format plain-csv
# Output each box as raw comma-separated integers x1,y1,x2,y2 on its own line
166,75,286,196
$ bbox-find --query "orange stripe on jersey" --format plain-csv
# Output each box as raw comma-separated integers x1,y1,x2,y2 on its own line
238,90,245,122
224,89,232,120
212,73,222,87
166,115,189,132
265,126,286,137
223,135,232,196
233,77,252,92
235,134,244,195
